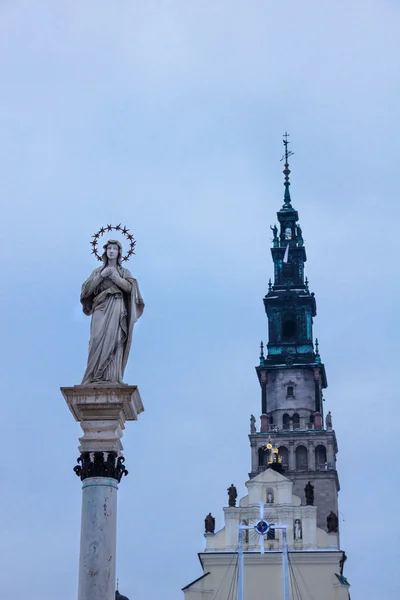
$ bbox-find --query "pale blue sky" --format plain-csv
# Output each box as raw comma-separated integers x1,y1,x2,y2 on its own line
0,2,399,599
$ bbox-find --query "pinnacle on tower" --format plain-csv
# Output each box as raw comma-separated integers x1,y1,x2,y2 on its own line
280,131,294,209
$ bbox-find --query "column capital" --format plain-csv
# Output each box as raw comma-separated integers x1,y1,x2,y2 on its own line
74,451,129,483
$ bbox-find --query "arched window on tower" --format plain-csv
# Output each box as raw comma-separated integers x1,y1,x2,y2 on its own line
315,445,327,470
282,313,296,341
287,385,294,397
282,414,290,430
258,446,266,468
296,445,308,470
267,527,276,540
278,446,289,468
293,413,300,430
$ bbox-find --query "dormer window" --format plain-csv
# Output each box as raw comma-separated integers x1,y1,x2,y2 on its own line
287,385,294,397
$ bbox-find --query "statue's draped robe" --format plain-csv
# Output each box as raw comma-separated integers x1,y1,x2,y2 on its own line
80,266,144,384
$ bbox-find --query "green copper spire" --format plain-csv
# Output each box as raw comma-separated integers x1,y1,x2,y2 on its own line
280,132,294,208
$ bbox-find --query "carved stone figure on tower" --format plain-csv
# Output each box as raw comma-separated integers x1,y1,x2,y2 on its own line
326,511,339,533
325,410,332,430
305,481,314,505
81,239,144,384
294,519,302,540
227,483,238,507
250,414,256,433
204,513,215,533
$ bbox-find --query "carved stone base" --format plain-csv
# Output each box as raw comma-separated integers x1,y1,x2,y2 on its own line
61,384,144,453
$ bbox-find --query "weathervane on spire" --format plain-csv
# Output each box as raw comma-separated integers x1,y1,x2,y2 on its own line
280,132,294,208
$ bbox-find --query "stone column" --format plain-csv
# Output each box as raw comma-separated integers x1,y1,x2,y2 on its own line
250,439,258,473
326,439,335,468
61,384,144,600
288,441,296,471
308,441,315,470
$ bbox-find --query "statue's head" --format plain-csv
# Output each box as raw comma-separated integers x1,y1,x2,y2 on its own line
102,240,123,266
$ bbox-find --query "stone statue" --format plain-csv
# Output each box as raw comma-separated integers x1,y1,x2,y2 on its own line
227,484,238,507
296,224,304,246
270,224,278,240
327,511,339,533
250,414,256,433
267,490,273,504
325,411,332,430
294,519,302,540
204,512,215,534
305,481,314,506
81,240,144,384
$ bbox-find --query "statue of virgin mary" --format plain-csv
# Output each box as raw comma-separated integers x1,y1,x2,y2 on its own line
80,239,144,384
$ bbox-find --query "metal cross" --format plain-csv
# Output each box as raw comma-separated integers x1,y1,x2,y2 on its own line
281,131,294,164
237,501,289,600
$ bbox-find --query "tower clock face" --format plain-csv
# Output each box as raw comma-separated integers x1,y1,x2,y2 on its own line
285,227,292,240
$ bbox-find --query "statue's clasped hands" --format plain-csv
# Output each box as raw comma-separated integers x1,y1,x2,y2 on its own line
101,266,120,283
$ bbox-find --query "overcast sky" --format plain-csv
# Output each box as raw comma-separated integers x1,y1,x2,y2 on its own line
0,2,399,599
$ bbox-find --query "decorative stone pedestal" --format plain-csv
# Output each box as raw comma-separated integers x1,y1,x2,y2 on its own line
61,384,144,600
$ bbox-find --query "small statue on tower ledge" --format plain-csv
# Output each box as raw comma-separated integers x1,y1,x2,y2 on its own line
327,511,339,533
270,224,278,247
305,481,314,506
325,411,332,430
204,513,215,534
227,484,238,507
250,414,256,433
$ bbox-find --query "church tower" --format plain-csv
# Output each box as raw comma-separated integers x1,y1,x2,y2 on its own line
252,134,337,532
182,137,350,600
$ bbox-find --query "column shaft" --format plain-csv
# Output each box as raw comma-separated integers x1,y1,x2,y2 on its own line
78,477,118,600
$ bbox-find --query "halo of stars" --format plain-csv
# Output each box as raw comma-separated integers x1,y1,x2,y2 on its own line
90,224,136,262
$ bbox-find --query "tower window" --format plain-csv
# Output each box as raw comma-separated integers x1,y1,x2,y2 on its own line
267,527,276,540
293,413,300,429
287,385,294,397
278,446,289,467
315,445,327,470
282,316,296,341
283,262,294,279
296,445,308,470
282,414,290,430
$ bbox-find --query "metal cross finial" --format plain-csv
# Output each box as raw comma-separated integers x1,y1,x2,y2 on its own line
281,131,294,164
280,132,294,207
